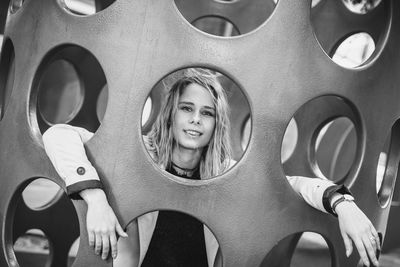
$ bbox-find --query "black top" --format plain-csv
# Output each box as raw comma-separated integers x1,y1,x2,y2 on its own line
141,167,208,267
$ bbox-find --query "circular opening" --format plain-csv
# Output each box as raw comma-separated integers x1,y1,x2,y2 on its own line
0,39,15,121
314,117,357,182
175,0,276,36
62,0,115,15
37,59,84,126
342,0,383,14
192,16,240,37
22,178,62,210
96,84,108,123
331,32,375,68
10,0,24,14
142,67,251,180
281,118,298,163
273,0,322,8
123,211,221,266
32,45,108,134
67,237,80,265
291,232,331,266
377,119,400,207
13,229,51,267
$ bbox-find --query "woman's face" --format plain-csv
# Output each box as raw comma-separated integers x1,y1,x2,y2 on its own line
172,83,216,151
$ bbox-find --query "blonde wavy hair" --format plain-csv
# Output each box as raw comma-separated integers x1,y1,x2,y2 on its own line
147,68,232,179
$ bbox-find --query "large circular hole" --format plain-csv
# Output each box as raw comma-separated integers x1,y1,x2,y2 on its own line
119,211,221,266
192,16,240,37
314,117,357,182
62,0,115,16
291,232,331,267
331,32,375,68
142,67,251,180
281,118,298,163
377,119,400,208
13,229,51,267
37,60,84,126
175,0,276,36
0,39,15,120
342,0,383,14
22,178,62,210
32,45,108,134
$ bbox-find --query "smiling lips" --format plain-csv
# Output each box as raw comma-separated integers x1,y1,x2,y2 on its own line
184,129,202,137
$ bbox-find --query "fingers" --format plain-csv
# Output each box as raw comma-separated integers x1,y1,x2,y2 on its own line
362,235,379,267
341,232,353,257
101,233,110,260
95,232,102,256
353,238,370,267
116,223,128,238
88,230,95,248
370,225,381,252
110,232,118,259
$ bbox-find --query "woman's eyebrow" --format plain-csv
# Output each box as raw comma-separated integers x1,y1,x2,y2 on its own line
178,101,194,105
203,106,215,111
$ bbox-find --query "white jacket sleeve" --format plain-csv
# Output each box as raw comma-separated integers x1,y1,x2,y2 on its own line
286,175,344,214
42,124,103,199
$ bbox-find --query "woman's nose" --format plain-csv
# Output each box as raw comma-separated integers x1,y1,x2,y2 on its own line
190,111,201,124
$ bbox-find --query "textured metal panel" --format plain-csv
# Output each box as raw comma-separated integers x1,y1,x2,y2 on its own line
0,0,399,266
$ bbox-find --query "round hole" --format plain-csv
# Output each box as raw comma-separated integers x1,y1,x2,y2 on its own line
96,84,108,123
281,118,298,163
10,0,24,14
62,0,116,15
142,67,251,180
273,0,322,8
32,45,108,134
291,232,331,267
37,59,84,126
342,0,382,14
67,237,80,266
22,178,62,210
192,16,240,37
377,120,400,208
121,211,221,266
175,0,276,36
13,229,51,267
0,39,15,121
314,117,357,181
331,32,375,68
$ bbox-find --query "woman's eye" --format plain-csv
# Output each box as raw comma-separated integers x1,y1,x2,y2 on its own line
180,106,192,112
202,110,215,117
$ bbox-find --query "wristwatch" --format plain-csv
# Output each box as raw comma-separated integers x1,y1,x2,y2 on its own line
332,194,355,215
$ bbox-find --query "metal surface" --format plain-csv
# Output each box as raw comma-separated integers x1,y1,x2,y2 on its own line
0,0,399,266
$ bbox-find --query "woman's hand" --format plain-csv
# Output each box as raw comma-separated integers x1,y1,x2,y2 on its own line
335,201,380,267
80,189,128,260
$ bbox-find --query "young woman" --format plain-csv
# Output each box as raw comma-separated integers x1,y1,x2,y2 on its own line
43,68,380,267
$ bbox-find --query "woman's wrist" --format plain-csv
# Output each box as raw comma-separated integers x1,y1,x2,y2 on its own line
79,188,108,205
334,200,357,216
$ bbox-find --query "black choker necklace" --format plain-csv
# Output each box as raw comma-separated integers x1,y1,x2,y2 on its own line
171,162,198,172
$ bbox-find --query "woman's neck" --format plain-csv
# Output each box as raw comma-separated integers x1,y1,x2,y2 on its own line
171,146,202,170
